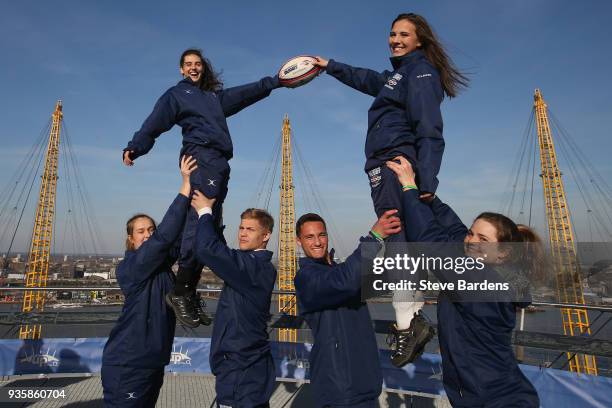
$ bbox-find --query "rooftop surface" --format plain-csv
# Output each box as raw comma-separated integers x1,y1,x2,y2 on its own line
0,373,450,408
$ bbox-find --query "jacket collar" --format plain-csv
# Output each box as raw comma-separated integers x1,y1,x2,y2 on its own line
298,248,336,268
246,249,273,262
390,49,426,70
179,77,201,88
299,256,327,268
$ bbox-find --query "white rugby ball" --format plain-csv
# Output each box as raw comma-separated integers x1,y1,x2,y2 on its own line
278,55,321,88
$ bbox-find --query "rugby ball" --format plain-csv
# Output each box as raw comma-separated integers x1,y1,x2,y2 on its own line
278,55,321,88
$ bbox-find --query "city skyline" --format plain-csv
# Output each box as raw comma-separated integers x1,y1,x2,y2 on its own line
1,1,611,256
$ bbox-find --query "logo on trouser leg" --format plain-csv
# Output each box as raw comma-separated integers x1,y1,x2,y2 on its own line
125,392,137,399
368,167,382,188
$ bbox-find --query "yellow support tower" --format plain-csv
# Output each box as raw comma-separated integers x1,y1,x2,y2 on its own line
277,115,298,343
20,101,63,339
533,89,597,374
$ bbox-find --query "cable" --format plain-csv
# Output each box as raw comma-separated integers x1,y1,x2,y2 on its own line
528,131,538,227
549,112,612,239
292,133,348,257
0,124,49,254
548,110,612,239
4,142,47,259
249,132,282,208
503,109,535,217
518,118,536,224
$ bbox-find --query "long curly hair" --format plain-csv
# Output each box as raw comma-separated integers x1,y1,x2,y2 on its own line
392,13,469,98
179,48,223,92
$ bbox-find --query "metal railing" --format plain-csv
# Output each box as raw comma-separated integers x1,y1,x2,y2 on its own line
1,286,611,369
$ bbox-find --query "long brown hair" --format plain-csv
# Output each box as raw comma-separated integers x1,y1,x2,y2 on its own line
475,212,545,282
125,214,156,251
392,13,469,98
180,48,223,92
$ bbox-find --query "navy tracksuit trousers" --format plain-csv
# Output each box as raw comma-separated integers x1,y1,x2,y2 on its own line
214,354,274,408
366,157,410,244
101,365,164,408
367,156,430,284
176,144,230,290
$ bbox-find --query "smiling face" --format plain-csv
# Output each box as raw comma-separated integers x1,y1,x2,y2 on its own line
238,217,271,251
296,221,329,261
128,217,155,251
389,19,422,57
180,53,204,84
464,218,505,263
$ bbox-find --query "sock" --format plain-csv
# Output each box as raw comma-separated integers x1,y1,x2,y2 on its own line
392,289,424,330
393,302,420,330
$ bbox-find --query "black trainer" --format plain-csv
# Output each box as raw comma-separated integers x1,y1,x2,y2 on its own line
165,292,200,328
189,292,212,326
387,311,435,367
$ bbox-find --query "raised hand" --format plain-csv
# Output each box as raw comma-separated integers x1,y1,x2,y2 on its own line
180,155,197,179
386,156,416,187
123,150,135,166
191,190,216,213
371,209,402,239
313,56,329,70
179,155,197,197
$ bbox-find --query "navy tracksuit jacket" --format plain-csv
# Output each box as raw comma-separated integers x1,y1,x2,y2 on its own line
294,238,383,408
195,213,277,407
327,51,444,242
124,76,281,278
400,189,540,407
102,194,188,406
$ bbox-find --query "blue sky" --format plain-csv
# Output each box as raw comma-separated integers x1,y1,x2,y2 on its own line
1,1,611,256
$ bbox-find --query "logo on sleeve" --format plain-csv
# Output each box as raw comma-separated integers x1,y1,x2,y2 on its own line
368,166,382,188
384,73,403,90
416,73,432,79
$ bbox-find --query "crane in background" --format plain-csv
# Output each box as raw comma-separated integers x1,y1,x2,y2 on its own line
0,100,103,339
533,89,598,374
19,101,63,339
277,115,298,343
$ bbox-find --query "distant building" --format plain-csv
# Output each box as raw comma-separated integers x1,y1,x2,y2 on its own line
74,264,86,279
9,262,26,274
84,272,110,280
57,291,72,300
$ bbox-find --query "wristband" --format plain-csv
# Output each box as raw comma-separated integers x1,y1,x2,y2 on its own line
369,230,384,242
402,184,418,191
